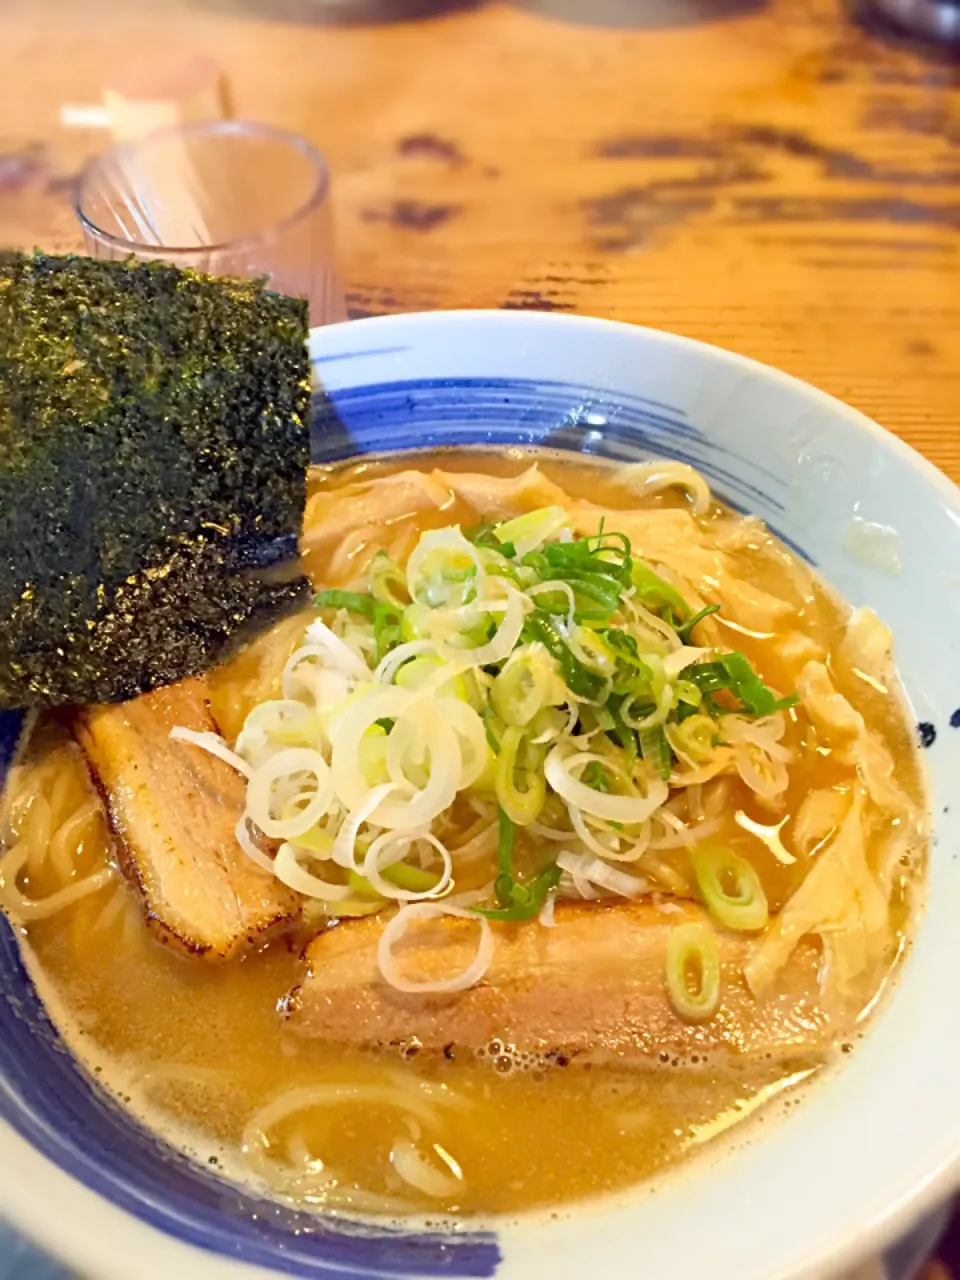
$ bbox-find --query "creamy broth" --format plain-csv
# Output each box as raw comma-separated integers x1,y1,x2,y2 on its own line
0,448,926,1219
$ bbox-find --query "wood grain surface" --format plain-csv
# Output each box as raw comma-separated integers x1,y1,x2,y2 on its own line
0,0,957,481
0,8,958,1273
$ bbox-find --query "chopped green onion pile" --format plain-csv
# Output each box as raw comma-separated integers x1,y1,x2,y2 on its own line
192,494,813,1024
309,504,798,938
199,454,832,1019
316,519,792,793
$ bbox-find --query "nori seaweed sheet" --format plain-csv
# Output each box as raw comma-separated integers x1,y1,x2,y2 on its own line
0,251,312,708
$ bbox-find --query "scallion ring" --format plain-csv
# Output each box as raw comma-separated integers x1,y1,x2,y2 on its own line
688,845,769,931
665,921,721,1022
495,724,546,827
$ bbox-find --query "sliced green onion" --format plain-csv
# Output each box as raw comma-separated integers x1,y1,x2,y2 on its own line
348,865,441,901
440,563,474,584
482,704,503,753
604,629,665,690
481,810,561,920
494,506,571,555
373,602,403,662
466,744,498,793
349,863,441,896
528,587,571,616
638,723,672,780
477,545,522,582
400,602,432,642
370,552,410,611
581,761,610,792
474,862,561,922
446,613,497,651
587,704,616,732
688,846,769,931
358,723,390,786
462,520,500,549
591,526,632,563
630,560,690,620
495,725,546,826
524,612,606,701
617,652,668,727
685,662,728,696
414,548,478,608
603,694,639,763
530,705,569,742
569,576,623,621
665,922,721,1022
521,550,549,579
619,695,657,725
675,701,700,723
289,826,335,857
540,537,631,597
314,589,375,619
664,713,717,764
674,679,702,708
494,805,516,905
678,603,720,643
491,646,561,727
719,651,798,715
395,654,469,701
687,651,797,716
304,897,385,919
572,626,617,676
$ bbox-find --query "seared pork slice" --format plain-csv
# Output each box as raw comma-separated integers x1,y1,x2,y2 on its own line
283,902,848,1066
76,679,298,958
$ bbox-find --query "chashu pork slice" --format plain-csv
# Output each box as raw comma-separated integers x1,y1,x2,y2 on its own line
75,678,298,958
283,901,851,1066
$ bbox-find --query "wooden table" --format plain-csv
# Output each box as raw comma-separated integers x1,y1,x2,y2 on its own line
0,8,959,1275
2,0,958,494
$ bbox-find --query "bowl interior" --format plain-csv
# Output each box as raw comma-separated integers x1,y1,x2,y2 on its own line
1,309,959,1280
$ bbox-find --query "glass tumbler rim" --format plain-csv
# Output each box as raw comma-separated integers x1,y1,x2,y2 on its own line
74,119,332,257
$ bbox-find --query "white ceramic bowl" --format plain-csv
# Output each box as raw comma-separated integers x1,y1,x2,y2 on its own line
1,310,958,1280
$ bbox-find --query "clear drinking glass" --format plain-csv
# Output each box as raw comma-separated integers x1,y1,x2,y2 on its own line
75,120,345,326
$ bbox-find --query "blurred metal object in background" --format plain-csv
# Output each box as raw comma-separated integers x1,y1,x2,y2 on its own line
869,0,960,42
190,0,477,24
513,0,764,28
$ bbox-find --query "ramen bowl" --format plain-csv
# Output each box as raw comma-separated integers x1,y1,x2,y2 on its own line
1,309,959,1280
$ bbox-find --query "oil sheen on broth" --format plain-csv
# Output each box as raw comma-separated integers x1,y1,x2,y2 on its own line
0,447,926,1220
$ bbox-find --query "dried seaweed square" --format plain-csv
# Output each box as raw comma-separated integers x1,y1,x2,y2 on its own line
0,251,312,707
